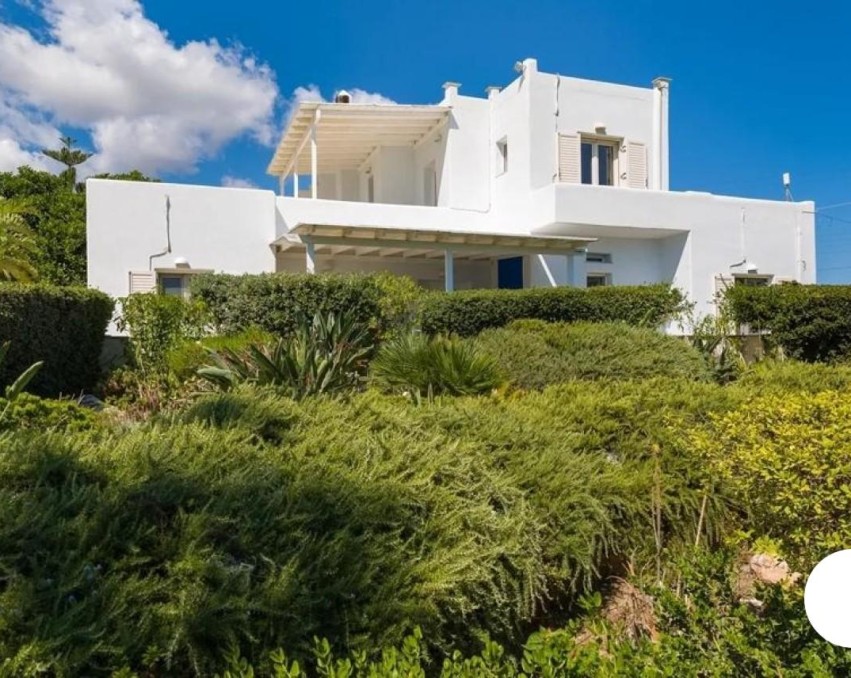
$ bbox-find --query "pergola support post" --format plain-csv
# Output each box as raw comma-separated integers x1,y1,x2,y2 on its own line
444,249,455,292
310,120,318,199
305,240,316,274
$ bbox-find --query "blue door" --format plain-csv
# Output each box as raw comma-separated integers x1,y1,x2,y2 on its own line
498,257,524,289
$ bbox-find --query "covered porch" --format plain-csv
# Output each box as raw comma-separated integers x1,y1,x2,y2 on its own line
272,224,595,291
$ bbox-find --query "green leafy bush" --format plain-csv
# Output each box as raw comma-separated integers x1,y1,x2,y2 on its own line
190,272,398,339
0,377,738,674
167,328,275,380
693,390,851,566
117,293,208,374
725,283,851,362
0,283,113,396
474,320,711,389
0,392,99,432
198,312,373,399
736,359,851,394
419,284,683,337
371,333,504,397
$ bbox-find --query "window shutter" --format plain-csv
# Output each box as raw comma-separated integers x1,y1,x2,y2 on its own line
129,270,156,294
623,140,647,189
558,134,581,183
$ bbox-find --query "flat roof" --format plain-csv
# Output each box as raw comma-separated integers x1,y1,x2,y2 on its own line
267,102,451,176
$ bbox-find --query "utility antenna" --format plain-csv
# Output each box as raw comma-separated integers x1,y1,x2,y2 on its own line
783,172,793,202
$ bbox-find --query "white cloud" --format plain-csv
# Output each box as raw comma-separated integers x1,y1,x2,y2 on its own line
289,84,396,109
0,0,279,176
221,175,256,189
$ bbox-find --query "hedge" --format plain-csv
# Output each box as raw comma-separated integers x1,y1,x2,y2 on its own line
475,320,712,388
0,284,113,396
190,272,422,337
725,284,851,362
419,284,684,336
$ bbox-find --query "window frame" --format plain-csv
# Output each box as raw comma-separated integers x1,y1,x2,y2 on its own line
733,273,773,287
580,135,620,187
585,252,613,264
586,272,612,288
155,268,211,300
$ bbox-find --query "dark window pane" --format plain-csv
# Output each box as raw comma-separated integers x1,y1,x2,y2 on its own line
161,276,184,297
598,145,613,186
581,143,592,184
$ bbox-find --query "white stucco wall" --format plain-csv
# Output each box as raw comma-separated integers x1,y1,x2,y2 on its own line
86,179,277,304
86,62,817,337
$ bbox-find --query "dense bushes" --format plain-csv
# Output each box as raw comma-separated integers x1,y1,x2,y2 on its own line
0,392,99,432
475,320,711,388
695,391,851,567
725,283,851,362
190,272,423,339
419,284,683,337
371,333,504,397
0,283,113,396
0,379,733,674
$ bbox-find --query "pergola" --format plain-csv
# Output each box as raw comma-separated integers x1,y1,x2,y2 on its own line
273,224,595,291
266,102,451,196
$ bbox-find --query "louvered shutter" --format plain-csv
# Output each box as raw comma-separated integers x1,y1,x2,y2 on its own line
713,274,734,316
128,270,156,294
623,140,647,189
558,134,581,183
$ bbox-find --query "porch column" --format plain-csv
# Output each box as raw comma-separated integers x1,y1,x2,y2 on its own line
444,249,455,292
278,174,285,197
305,240,316,274
568,248,587,287
310,119,318,199
292,169,299,198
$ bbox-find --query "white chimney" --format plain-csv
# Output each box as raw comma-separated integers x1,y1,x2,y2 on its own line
442,81,461,103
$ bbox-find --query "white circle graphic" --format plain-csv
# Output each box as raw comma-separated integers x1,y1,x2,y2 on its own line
804,549,851,647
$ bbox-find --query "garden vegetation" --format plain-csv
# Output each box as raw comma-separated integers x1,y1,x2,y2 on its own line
2,274,851,675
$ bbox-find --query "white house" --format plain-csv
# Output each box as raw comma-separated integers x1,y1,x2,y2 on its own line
87,58,816,328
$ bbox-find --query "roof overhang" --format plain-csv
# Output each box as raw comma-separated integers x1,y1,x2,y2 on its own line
273,223,595,258
267,103,451,176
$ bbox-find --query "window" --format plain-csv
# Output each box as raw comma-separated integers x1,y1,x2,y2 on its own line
586,273,612,288
159,274,190,298
585,252,612,264
581,138,618,186
496,138,508,175
734,274,772,287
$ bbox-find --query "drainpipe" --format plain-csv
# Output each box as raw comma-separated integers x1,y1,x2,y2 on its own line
652,77,671,191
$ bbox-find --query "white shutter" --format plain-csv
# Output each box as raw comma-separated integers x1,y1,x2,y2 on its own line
623,140,647,189
558,134,581,183
713,274,734,316
128,270,156,294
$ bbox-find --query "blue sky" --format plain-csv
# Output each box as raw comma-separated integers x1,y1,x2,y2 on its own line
2,0,850,280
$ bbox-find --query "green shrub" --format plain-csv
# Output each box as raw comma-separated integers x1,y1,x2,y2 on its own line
198,312,374,399
0,377,740,674
736,359,851,394
725,284,851,362
190,272,398,338
475,320,711,389
117,293,208,374
419,284,683,337
0,392,99,432
0,283,113,396
167,328,275,380
693,390,851,566
371,333,504,397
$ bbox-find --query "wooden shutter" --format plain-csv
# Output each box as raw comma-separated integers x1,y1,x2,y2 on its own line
558,134,581,183
713,274,734,316
623,140,647,189
128,270,156,294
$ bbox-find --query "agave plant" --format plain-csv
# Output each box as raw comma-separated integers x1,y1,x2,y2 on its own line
198,311,373,399
0,341,43,422
371,332,504,398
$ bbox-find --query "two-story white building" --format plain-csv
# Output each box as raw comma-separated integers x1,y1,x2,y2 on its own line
87,58,816,325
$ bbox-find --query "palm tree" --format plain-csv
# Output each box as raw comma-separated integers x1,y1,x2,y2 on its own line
41,136,92,191
0,198,38,282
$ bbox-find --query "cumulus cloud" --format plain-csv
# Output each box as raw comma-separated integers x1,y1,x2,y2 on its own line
0,0,279,175
221,175,257,189
290,84,396,108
